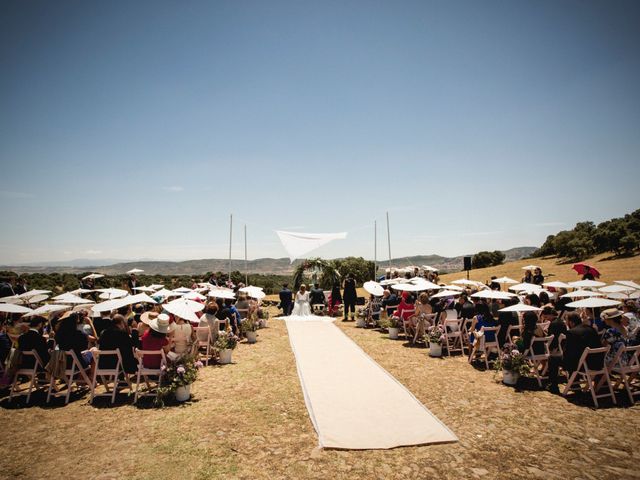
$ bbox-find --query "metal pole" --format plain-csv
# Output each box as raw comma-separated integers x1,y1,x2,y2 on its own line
386,211,392,269
244,224,248,286
374,220,378,280
228,214,233,281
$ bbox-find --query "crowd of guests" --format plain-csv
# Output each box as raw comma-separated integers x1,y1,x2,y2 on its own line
361,278,639,396
0,277,266,392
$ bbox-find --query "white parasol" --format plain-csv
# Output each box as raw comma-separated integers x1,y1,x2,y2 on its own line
422,265,439,272
442,285,464,291
566,297,621,309
363,281,385,297
431,289,461,299
471,290,517,300
97,288,128,300
173,287,193,294
392,283,428,292
23,304,71,317
521,265,540,271
543,281,572,289
409,278,442,290
380,278,404,286
561,289,603,299
599,285,636,294
613,280,640,290
492,277,518,284
208,288,236,300
508,283,543,293
568,279,607,289
152,288,182,299
163,298,205,322
132,286,157,293
54,293,96,304
148,284,164,290
126,268,144,274
498,304,542,312
0,303,34,314
183,291,207,301
451,279,484,287
70,288,94,295
82,273,104,280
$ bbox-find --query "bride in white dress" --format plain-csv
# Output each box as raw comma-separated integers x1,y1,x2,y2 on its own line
291,284,312,316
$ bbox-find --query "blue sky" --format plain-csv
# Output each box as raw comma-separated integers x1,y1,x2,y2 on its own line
1,0,639,264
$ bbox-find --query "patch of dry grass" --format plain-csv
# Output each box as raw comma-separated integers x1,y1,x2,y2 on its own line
2,307,640,479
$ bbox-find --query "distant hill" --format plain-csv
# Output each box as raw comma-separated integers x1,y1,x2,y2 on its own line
1,247,537,275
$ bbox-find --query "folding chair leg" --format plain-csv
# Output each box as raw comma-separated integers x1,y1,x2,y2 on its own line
563,371,579,396
26,375,36,403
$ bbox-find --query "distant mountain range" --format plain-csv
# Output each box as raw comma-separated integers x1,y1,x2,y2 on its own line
0,247,537,275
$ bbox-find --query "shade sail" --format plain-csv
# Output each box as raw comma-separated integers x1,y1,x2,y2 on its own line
276,230,347,262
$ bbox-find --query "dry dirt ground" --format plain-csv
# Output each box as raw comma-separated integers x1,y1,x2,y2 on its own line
1,309,639,480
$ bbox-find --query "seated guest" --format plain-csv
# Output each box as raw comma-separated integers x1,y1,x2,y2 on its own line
17,316,50,368
411,293,432,338
98,314,138,374
309,283,326,308
467,303,498,362
601,308,628,366
518,311,546,354
140,313,171,369
522,270,533,284
564,311,602,373
543,306,566,353
532,268,544,286
456,294,476,320
395,292,416,324
621,301,639,339
223,298,241,334
234,294,250,318
169,314,193,355
538,291,550,307
497,298,519,347
56,312,92,368
380,289,399,317
329,283,342,316
94,311,112,338
524,293,541,308
199,302,220,344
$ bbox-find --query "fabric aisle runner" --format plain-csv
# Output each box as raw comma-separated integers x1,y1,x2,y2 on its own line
285,318,458,449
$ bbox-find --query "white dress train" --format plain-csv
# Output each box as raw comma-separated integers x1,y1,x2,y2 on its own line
291,291,312,316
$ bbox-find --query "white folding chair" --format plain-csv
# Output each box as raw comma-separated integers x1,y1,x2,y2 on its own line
46,350,92,404
443,318,464,355
563,346,616,408
312,304,326,315
90,349,132,404
401,309,416,340
537,321,550,334
505,324,521,347
9,350,48,403
608,345,640,404
194,326,212,366
471,326,501,369
523,335,554,387
134,349,167,403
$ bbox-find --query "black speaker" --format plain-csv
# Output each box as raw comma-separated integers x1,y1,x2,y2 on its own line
463,256,472,271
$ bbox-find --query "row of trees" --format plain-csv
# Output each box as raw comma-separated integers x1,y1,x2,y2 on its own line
471,251,506,269
533,209,640,261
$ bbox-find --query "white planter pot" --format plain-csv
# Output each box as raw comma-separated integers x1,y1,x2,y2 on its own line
246,331,257,344
356,317,367,328
429,342,443,357
219,348,233,364
175,384,191,402
502,370,520,386
389,327,399,339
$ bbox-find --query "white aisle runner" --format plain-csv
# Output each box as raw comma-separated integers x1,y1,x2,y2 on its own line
285,318,458,449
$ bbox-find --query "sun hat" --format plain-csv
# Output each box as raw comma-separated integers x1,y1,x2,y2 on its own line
601,308,623,321
140,311,158,325
148,313,170,333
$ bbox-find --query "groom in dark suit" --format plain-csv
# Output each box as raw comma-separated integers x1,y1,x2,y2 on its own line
279,284,293,316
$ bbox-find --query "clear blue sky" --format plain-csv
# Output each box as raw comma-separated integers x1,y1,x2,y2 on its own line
1,0,639,264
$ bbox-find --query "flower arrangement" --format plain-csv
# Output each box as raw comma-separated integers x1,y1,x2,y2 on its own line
240,313,259,333
425,324,446,345
494,346,529,375
215,329,239,351
156,354,203,405
379,316,400,329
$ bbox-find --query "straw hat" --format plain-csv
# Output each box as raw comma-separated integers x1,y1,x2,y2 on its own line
140,311,158,325
148,313,169,334
601,308,623,321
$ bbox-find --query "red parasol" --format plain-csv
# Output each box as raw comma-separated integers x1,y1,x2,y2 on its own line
572,263,601,278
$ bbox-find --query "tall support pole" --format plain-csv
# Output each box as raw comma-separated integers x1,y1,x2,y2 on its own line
374,220,377,280
386,211,392,269
228,214,233,281
244,224,248,286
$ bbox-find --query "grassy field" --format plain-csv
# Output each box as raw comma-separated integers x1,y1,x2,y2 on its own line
1,253,638,479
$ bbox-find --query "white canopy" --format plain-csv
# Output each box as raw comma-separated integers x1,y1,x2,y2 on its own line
498,304,542,312
543,281,572,289
431,289,461,299
163,298,205,322
561,289,603,299
0,303,33,314
23,304,71,317
276,230,347,262
82,273,104,280
126,268,144,274
470,290,516,300
363,281,384,297
614,280,640,290
568,279,607,288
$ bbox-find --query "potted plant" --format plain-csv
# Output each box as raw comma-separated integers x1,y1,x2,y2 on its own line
356,308,367,328
157,354,203,404
494,346,529,385
380,316,400,339
425,324,445,357
241,314,259,344
215,330,239,364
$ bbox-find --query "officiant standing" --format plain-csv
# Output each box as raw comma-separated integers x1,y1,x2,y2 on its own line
343,273,357,322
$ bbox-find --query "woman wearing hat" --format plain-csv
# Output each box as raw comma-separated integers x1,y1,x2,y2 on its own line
601,308,629,366
140,313,171,369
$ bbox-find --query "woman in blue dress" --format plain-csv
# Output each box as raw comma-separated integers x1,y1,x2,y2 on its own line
467,302,498,362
